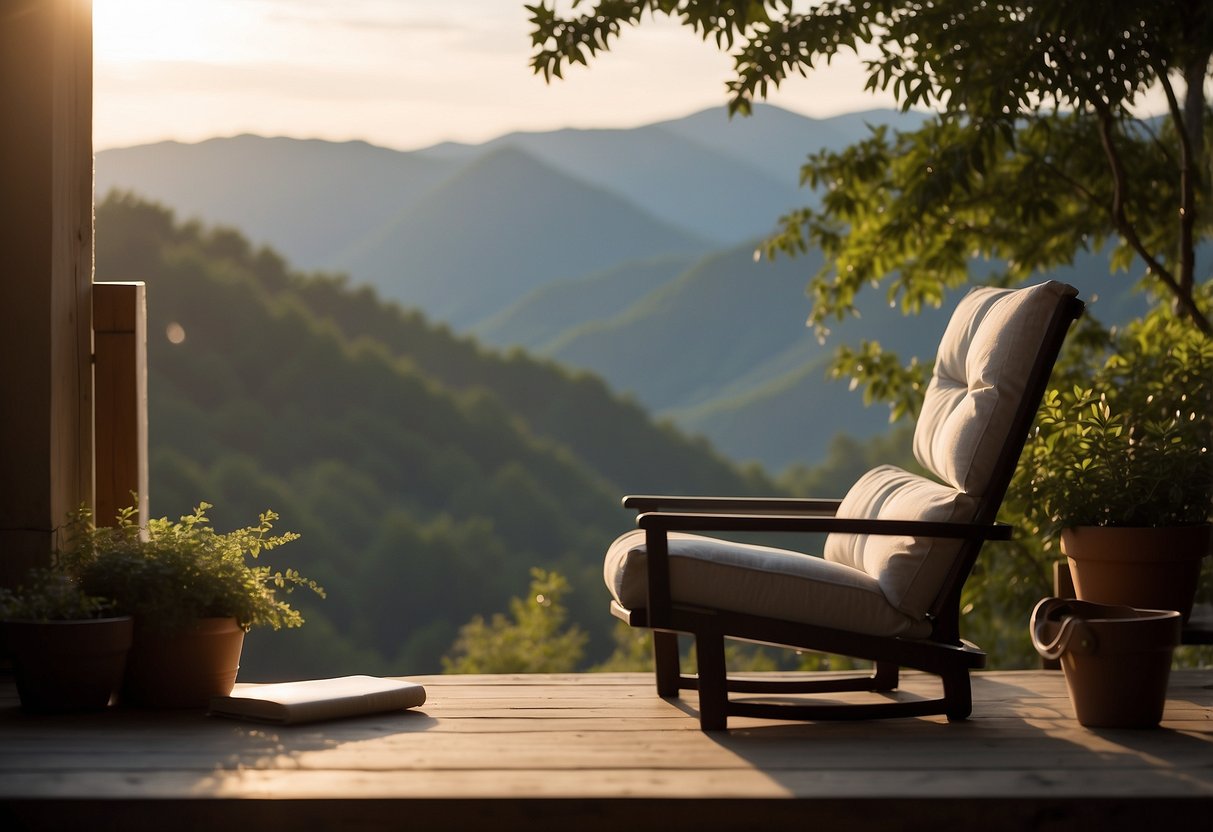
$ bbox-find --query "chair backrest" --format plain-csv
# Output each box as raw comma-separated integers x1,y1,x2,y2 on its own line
913,281,1080,499
824,281,1083,632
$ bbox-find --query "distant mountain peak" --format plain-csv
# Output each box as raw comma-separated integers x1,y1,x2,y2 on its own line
96,105,931,332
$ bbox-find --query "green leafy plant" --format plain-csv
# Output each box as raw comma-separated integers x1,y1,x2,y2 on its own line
442,568,587,673
1017,304,1213,535
0,569,117,622
61,503,324,635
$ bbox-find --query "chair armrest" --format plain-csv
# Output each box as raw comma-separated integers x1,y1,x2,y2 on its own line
636,510,1013,541
623,495,842,514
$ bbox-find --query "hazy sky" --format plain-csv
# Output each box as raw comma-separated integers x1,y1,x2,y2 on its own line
93,0,899,152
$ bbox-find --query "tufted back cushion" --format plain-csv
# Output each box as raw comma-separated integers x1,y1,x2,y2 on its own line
825,281,1077,616
913,280,1078,495
824,465,975,616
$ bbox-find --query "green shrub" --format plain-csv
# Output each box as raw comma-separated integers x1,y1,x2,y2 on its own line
1018,305,1213,533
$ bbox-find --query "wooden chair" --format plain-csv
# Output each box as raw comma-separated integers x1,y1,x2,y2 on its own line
604,281,1084,730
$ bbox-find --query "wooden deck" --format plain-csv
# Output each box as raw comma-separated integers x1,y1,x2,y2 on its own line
1,669,1211,831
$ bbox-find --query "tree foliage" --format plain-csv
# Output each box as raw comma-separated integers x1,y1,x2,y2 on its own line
529,0,1213,346
442,568,588,673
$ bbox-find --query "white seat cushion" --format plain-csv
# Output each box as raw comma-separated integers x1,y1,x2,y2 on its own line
605,529,933,638
914,280,1078,495
823,465,975,617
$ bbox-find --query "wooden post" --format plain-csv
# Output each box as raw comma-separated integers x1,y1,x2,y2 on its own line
0,0,94,585
94,283,148,528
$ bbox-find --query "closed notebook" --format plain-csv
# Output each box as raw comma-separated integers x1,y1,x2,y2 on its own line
209,675,426,725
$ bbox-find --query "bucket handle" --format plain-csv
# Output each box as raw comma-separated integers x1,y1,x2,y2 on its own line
1031,598,1099,661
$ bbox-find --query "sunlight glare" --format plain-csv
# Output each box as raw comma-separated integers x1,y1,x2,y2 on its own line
94,0,253,65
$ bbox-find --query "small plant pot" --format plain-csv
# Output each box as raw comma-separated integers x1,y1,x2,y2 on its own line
1062,524,1211,621
1031,597,1181,729
122,616,245,708
2,616,133,712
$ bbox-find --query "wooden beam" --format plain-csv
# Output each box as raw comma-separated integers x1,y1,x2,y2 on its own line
94,282,148,527
0,0,94,585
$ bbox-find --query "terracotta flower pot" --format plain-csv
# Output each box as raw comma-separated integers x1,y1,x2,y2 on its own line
2,616,133,712
1032,597,1181,728
1061,524,1212,621
122,616,245,708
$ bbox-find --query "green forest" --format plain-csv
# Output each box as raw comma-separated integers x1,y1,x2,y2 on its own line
97,192,898,679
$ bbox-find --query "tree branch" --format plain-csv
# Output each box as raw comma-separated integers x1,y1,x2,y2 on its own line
1092,100,1211,335
1155,65,1196,298
1037,158,1100,206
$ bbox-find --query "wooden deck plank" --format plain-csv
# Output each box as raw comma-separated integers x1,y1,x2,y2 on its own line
2,764,1212,799
4,710,1212,770
0,669,1210,831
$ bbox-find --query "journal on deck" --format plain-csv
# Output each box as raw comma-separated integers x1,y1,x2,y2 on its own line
208,675,427,724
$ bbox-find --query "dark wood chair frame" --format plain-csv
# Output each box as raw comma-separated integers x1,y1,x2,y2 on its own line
613,293,1085,730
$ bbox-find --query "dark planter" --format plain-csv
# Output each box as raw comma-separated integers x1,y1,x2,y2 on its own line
1032,597,1181,728
1062,524,1212,620
122,616,245,708
2,616,133,712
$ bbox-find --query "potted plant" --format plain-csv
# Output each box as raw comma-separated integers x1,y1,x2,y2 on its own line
61,502,324,708
1021,309,1212,619
0,569,133,712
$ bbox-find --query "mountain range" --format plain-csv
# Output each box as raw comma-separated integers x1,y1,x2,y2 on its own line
97,104,904,268
96,104,1143,471
338,145,709,326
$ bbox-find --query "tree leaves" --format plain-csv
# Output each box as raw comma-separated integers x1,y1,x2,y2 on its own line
442,568,588,673
529,0,1212,333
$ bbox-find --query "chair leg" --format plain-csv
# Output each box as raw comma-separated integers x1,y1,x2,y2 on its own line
873,661,900,691
653,630,681,698
694,631,728,731
942,668,972,721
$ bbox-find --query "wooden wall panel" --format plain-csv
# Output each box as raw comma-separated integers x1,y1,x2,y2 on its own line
0,0,94,585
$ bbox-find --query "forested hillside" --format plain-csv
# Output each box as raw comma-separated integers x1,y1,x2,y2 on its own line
474,253,697,351
94,193,770,680
536,242,953,463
